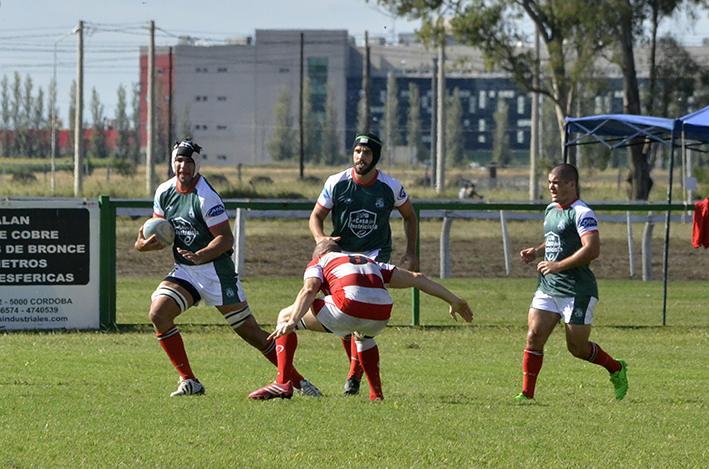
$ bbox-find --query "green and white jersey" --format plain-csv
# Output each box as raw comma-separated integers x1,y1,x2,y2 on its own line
316,169,409,262
153,175,232,266
538,199,599,298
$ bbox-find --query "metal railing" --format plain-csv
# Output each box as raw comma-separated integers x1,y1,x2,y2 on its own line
98,196,692,328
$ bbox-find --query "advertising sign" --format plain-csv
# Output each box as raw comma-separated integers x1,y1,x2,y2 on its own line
0,199,100,330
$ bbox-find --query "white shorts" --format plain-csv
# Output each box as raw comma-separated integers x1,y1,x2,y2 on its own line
168,262,246,307
312,298,388,339
530,290,597,325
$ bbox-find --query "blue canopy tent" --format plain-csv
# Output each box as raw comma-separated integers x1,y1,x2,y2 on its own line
564,108,709,324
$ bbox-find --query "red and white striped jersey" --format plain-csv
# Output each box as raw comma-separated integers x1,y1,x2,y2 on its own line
304,252,395,321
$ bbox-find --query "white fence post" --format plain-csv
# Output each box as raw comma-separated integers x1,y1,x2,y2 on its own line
642,212,654,281
232,208,246,275
500,210,511,276
627,211,635,278
440,214,453,279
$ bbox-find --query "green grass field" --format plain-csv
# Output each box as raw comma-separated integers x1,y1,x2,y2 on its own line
1,277,708,468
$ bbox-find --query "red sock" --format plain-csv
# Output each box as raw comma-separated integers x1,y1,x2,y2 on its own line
262,339,304,384
276,333,298,384
358,344,383,400
522,348,544,399
342,334,353,360
348,336,363,380
587,342,622,373
157,327,195,380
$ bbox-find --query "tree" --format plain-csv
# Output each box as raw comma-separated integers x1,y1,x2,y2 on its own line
1,75,10,157
67,80,76,162
356,92,370,135
130,83,142,166
301,78,321,163
446,87,465,167
382,71,402,152
268,87,296,161
541,96,561,166
89,88,108,160
32,87,47,158
48,77,58,161
153,79,168,164
320,83,342,165
377,0,708,199
114,85,134,175
406,82,427,163
586,0,709,198
652,36,709,120
382,1,611,165
492,97,511,167
178,103,192,143
11,73,23,157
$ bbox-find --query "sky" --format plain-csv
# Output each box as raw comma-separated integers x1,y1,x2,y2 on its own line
0,0,422,122
1,0,709,123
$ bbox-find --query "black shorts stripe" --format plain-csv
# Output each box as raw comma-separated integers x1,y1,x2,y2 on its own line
164,275,202,304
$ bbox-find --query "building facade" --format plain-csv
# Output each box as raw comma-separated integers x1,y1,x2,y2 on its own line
140,29,636,167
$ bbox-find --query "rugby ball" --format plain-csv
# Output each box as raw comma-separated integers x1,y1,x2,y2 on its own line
142,218,175,245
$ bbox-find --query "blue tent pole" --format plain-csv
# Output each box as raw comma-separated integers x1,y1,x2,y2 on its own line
662,128,676,326
563,123,569,164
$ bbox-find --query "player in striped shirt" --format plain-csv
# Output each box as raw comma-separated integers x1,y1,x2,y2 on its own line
309,132,420,395
248,239,473,401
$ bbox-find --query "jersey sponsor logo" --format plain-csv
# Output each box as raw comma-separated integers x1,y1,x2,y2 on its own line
578,217,598,229
544,231,562,261
344,198,353,205
206,204,226,217
348,209,378,238
225,287,235,298
375,198,384,209
557,221,566,231
172,217,198,246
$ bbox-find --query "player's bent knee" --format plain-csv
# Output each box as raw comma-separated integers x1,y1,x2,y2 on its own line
151,285,189,313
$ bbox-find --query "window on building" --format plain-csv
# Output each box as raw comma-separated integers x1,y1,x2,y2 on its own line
479,91,487,109
517,130,525,144
517,95,525,115
308,57,328,113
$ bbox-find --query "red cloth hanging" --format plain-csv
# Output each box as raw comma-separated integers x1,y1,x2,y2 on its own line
692,198,709,249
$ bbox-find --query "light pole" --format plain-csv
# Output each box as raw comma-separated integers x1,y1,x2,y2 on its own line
51,29,77,196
